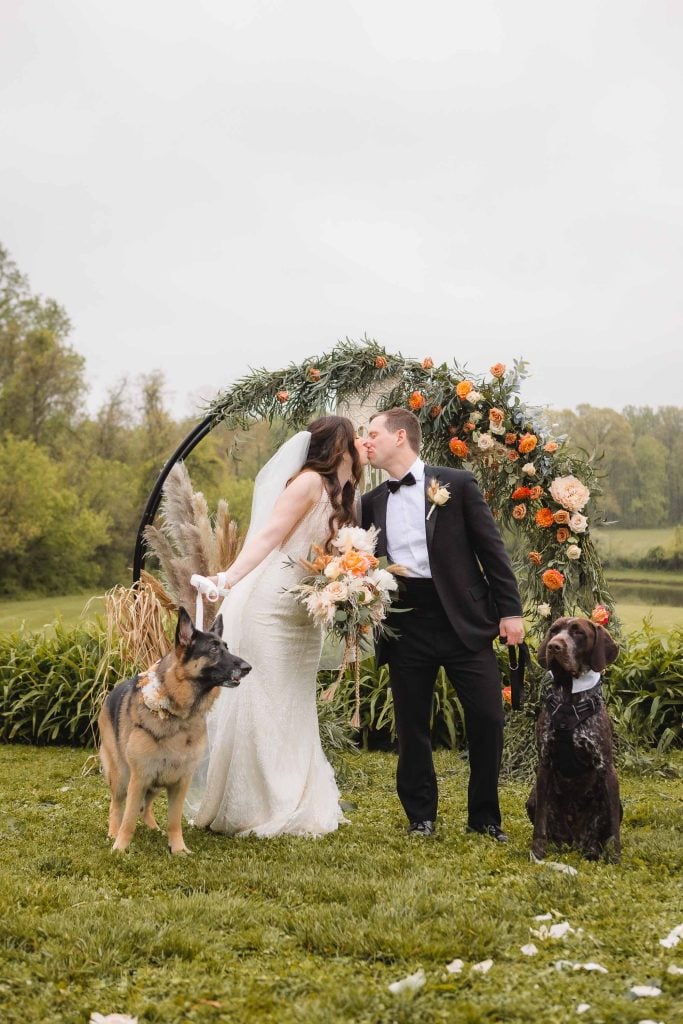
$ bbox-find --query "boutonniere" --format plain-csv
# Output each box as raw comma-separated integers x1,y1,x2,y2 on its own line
426,478,450,520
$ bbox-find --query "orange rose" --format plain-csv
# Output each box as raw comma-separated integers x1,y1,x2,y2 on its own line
511,486,532,500
518,433,538,454
591,604,610,626
512,503,527,520
341,550,377,576
553,510,570,525
529,485,544,500
489,407,505,427
542,569,565,591
449,438,469,458
490,363,506,378
422,356,434,369
408,391,426,410
502,685,512,704
374,356,388,369
308,367,321,382
507,450,520,462
504,432,517,445
544,441,559,453
276,390,289,403
556,527,570,543
462,421,476,433
535,507,554,528
455,380,473,399
528,550,542,566
430,405,443,418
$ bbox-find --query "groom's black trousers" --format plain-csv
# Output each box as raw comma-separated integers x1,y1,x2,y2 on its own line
384,577,504,828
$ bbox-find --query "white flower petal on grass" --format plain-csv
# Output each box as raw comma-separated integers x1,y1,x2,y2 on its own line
90,1015,138,1024
667,963,683,975
472,959,493,974
521,944,538,956
575,962,608,974
576,1004,591,1014
660,923,683,948
531,921,574,941
445,958,464,974
534,913,553,921
636,1019,665,1024
388,968,426,994
630,986,662,998
529,852,578,875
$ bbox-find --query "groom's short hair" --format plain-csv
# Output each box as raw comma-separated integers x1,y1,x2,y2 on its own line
370,407,422,454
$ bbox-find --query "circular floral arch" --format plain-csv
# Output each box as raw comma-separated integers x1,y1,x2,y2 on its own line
199,338,612,634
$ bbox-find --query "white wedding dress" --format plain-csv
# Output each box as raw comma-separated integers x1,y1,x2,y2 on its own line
185,485,345,837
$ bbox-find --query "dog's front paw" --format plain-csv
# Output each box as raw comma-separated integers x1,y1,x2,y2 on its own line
168,841,192,856
111,838,131,854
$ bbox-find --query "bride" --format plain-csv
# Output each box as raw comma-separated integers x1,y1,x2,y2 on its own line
185,415,368,837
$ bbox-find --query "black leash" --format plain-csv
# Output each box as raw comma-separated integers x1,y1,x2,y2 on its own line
502,640,529,710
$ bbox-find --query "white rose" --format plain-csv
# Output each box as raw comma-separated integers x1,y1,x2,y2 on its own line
569,512,588,534
489,422,506,435
324,558,343,579
346,575,368,594
333,526,376,554
477,433,495,451
537,602,551,616
549,475,590,513
566,545,581,561
368,568,398,592
467,390,483,403
470,411,482,423
521,462,536,476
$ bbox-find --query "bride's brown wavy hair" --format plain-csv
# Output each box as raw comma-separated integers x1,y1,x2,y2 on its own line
300,415,362,551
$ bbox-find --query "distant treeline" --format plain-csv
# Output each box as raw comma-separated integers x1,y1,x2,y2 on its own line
1,243,682,597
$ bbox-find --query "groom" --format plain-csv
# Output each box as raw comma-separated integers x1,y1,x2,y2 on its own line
361,408,524,841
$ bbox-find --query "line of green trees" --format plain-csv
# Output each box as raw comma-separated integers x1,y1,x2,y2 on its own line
1,242,681,597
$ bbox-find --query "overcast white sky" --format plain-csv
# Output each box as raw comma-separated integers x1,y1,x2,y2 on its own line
2,0,682,419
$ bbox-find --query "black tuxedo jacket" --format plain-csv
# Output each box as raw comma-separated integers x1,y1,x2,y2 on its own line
361,466,523,663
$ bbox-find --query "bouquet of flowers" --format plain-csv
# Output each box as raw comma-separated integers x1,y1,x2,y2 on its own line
288,525,404,726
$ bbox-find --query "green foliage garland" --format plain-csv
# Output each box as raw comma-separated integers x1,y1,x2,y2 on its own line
207,337,613,630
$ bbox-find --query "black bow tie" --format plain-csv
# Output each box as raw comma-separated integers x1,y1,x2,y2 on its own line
387,472,416,494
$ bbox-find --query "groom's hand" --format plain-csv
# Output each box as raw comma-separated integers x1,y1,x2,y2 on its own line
499,616,525,645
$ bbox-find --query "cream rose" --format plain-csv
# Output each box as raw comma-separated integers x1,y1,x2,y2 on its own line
477,433,495,451
467,390,483,403
324,558,343,580
521,462,537,476
566,545,582,561
324,580,349,601
537,603,551,617
569,512,588,534
549,475,590,513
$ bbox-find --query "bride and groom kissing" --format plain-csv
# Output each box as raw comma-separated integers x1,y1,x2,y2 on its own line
186,408,524,842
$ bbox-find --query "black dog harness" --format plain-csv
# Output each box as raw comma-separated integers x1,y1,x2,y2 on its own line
545,680,603,733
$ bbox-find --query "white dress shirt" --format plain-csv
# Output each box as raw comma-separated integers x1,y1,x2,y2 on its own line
385,458,432,578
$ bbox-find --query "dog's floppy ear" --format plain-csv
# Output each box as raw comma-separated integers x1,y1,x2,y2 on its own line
175,606,195,649
209,613,224,638
589,621,619,672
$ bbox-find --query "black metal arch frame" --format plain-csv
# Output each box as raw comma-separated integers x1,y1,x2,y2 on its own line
132,413,216,583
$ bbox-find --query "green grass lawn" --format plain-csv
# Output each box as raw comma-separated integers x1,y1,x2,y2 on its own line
0,593,105,634
1,746,682,1024
594,526,681,559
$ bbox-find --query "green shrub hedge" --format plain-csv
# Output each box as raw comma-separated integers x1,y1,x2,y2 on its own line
1,621,681,767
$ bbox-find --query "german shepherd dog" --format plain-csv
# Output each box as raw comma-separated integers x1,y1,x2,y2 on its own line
98,607,251,854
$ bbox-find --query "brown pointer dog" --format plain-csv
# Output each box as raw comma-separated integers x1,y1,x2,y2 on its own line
526,617,621,862
98,607,250,854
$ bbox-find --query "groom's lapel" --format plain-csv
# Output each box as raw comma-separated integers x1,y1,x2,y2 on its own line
371,486,389,558
423,465,438,551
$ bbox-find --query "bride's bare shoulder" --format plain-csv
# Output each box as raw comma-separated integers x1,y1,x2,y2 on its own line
288,469,325,500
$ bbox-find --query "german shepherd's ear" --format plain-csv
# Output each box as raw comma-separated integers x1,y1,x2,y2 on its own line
589,622,619,672
209,614,224,637
175,606,195,649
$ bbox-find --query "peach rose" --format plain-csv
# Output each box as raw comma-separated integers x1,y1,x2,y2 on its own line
490,363,506,378
408,391,425,410
542,569,565,591
553,510,570,525
518,433,538,454
529,485,544,500
512,503,527,520
422,356,434,369
463,421,475,433
591,604,610,625
556,527,570,543
489,408,505,427
507,449,520,462
504,432,518,445
535,508,554,528
549,475,591,513
566,544,582,560
430,405,443,418
341,550,377,576
449,438,469,458
276,390,289,403
455,380,473,399
543,441,559,453
374,356,388,369
528,550,542,566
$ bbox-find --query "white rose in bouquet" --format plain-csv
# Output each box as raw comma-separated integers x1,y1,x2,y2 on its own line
333,525,378,554
569,512,588,533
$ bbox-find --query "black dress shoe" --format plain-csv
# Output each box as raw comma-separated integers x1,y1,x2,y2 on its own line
408,820,436,837
467,823,508,843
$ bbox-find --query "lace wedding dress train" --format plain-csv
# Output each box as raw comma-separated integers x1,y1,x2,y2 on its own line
185,489,345,837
